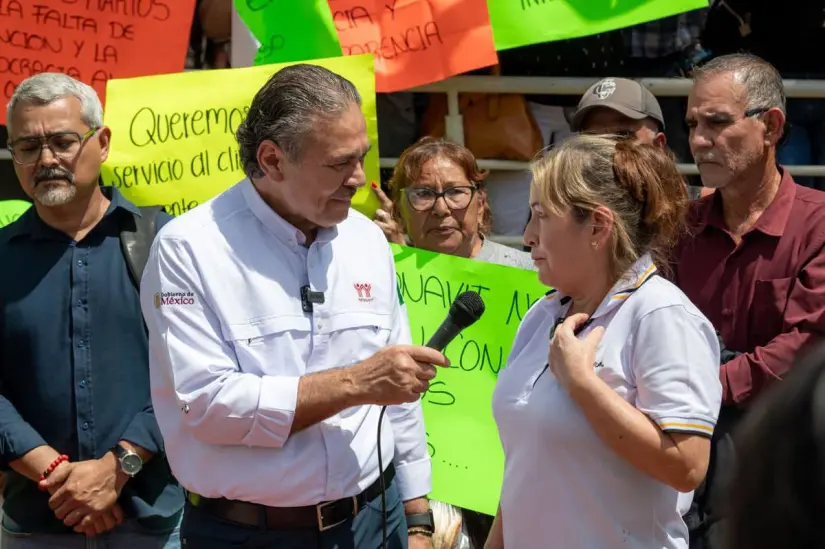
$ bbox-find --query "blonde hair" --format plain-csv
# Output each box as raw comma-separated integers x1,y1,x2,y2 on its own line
531,134,688,278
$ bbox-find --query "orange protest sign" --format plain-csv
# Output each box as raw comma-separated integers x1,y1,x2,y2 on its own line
0,0,195,125
329,0,497,92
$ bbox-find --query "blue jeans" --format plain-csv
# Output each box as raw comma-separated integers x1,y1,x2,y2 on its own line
179,480,408,549
1,518,181,549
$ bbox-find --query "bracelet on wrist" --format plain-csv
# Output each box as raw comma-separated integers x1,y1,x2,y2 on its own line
40,455,69,483
408,527,434,537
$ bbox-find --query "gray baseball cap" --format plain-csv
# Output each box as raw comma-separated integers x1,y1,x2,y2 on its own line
570,77,665,132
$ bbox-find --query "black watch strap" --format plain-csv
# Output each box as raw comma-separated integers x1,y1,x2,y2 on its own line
111,444,127,459
406,510,435,532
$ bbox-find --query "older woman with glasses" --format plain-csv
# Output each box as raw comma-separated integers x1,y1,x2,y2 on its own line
372,137,534,271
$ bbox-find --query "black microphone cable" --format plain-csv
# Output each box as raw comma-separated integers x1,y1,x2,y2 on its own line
377,405,389,549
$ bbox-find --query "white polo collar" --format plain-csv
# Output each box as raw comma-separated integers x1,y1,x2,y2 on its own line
545,254,658,321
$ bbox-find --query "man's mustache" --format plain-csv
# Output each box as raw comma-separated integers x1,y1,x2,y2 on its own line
33,168,74,185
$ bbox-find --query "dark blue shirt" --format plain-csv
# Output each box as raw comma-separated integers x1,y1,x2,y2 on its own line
0,186,183,534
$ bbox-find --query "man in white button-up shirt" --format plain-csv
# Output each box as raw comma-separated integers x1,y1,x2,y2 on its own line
140,64,446,549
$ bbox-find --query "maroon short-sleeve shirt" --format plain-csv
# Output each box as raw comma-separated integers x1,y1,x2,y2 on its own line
674,169,825,405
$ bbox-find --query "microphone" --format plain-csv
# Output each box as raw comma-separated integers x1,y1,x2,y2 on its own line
426,291,486,351
300,285,325,313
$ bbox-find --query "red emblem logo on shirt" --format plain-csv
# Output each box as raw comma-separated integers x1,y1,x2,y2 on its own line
354,283,373,302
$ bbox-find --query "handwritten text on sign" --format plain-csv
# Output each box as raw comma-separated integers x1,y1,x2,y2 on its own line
234,0,342,65
329,0,497,92
100,54,381,218
391,244,549,515
0,0,195,125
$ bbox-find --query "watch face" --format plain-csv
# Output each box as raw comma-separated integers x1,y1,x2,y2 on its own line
121,453,143,475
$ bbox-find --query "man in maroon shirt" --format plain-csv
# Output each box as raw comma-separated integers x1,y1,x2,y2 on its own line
675,53,825,548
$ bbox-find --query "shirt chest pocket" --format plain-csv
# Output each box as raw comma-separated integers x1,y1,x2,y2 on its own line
222,313,394,376
223,316,311,377
750,277,793,347
323,313,393,368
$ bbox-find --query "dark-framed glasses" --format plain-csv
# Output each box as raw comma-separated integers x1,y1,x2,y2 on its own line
7,128,98,165
405,186,476,212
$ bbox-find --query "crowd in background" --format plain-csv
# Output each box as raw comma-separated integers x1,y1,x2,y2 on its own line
3,1,825,549
3,1,825,211
186,0,825,237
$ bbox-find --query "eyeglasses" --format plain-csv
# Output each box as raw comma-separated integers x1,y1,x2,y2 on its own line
405,186,477,212
7,128,98,165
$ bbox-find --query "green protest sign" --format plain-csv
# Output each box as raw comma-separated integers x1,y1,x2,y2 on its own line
234,0,342,65
392,244,549,515
0,200,31,228
488,0,708,51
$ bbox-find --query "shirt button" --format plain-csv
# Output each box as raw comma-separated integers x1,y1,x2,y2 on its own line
722,308,733,316
76,260,83,267
77,340,86,348
82,422,89,430
78,380,86,389
76,299,83,307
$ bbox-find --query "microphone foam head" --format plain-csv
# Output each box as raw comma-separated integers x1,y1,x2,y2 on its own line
450,291,486,329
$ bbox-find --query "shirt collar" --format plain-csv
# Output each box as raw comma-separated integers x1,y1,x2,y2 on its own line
545,253,658,322
105,184,141,216
240,178,337,248
698,167,796,238
2,184,140,243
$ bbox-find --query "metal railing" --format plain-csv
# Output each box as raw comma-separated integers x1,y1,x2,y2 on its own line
391,75,825,248
377,75,825,179
4,76,825,177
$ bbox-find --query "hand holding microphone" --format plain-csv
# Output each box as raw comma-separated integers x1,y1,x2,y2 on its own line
355,345,449,406
354,291,486,406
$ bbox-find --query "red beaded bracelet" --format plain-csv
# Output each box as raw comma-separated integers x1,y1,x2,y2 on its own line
40,455,69,482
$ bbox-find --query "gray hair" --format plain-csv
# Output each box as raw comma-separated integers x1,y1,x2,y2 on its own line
6,73,103,134
691,53,786,113
236,64,361,178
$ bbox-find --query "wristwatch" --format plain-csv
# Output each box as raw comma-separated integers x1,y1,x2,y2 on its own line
406,510,435,534
111,444,143,477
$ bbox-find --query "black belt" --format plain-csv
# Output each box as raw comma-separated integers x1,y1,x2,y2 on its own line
186,464,395,532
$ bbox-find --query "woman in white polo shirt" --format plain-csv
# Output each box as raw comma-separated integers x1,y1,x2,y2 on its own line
487,135,722,549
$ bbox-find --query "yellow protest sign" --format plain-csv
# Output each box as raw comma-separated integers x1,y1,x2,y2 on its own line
100,54,380,217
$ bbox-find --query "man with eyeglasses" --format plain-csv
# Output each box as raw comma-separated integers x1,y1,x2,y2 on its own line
0,73,183,548
674,53,825,549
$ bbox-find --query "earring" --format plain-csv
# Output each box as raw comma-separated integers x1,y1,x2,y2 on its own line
591,241,599,250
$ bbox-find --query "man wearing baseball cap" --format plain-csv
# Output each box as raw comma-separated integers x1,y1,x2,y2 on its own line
570,77,667,147
571,77,713,198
